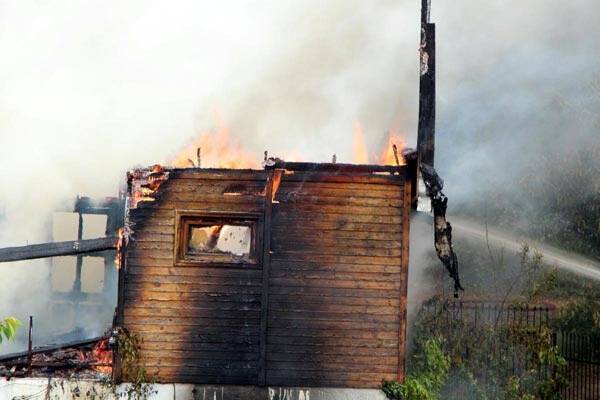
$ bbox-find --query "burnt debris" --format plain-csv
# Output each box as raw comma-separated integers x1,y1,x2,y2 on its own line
0,336,111,379
421,163,463,294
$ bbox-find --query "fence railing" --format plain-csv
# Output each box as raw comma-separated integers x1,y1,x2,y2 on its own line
555,332,600,400
421,300,555,328
419,300,599,400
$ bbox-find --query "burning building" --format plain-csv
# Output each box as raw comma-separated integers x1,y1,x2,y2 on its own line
0,1,462,398
114,156,418,388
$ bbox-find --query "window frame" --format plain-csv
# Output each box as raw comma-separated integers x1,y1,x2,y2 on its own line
174,210,263,268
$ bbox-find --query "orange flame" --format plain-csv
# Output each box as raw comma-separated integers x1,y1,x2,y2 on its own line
352,121,406,165
352,121,370,164
169,114,260,169
378,131,406,166
170,115,406,167
91,339,112,374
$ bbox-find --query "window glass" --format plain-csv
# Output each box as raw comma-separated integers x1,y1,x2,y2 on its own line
188,224,252,257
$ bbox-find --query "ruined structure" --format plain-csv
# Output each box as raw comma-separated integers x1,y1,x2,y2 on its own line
116,159,417,388
0,1,463,397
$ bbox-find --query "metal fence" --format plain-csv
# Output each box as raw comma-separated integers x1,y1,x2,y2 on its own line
556,332,600,399
420,301,600,399
422,300,554,329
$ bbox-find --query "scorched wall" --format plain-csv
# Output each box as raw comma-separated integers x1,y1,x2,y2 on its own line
119,165,411,389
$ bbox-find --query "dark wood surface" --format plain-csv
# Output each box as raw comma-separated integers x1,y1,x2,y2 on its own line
121,168,409,388
0,236,117,263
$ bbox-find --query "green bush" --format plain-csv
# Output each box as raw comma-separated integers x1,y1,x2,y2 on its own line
382,337,450,400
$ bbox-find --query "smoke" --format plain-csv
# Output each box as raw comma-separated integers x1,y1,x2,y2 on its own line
0,0,598,353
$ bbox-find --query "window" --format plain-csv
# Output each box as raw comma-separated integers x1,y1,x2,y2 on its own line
175,211,262,267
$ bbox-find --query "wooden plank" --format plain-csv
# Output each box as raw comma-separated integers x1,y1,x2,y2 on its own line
126,266,262,279
269,285,399,299
268,310,399,324
267,319,400,332
144,365,257,378
269,161,402,174
126,257,178,267
140,338,259,347
124,290,261,303
276,195,403,207
270,247,403,258
271,203,402,216
269,270,401,283
145,371,256,385
398,170,412,381
280,172,404,185
275,185,403,199
123,299,261,311
269,261,401,274
124,282,263,294
272,237,403,250
163,180,265,194
270,230,402,242
140,340,258,350
269,277,400,291
125,274,262,286
268,361,394,374
170,169,268,181
258,169,277,386
123,306,261,319
127,318,259,329
267,353,397,365
272,212,402,225
141,358,258,370
124,249,173,259
271,221,401,234
268,294,399,307
267,327,398,340
270,253,401,265
0,236,117,263
269,301,399,315
265,344,397,357
125,317,260,329
278,181,402,192
267,336,397,348
138,348,258,360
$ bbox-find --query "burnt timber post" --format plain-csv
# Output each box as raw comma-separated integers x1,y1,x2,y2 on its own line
258,170,276,386
417,0,435,168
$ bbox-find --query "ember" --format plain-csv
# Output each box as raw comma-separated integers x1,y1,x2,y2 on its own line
0,337,111,379
127,164,170,209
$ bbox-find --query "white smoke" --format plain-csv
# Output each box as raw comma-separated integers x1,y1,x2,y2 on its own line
0,0,598,353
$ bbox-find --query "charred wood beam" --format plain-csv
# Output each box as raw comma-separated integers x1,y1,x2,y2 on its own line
1,360,111,368
421,163,463,294
266,161,403,174
417,0,436,168
0,237,117,263
258,170,277,386
0,335,108,362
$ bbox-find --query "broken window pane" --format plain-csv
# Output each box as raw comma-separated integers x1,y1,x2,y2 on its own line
188,224,252,257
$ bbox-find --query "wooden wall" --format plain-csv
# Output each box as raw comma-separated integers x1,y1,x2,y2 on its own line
120,168,410,388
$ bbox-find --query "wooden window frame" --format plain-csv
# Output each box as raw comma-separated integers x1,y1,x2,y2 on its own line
174,210,263,268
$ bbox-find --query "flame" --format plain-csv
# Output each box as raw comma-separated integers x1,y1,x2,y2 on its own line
169,114,260,169
352,121,369,164
169,114,406,168
352,121,406,165
91,339,112,374
378,131,406,166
